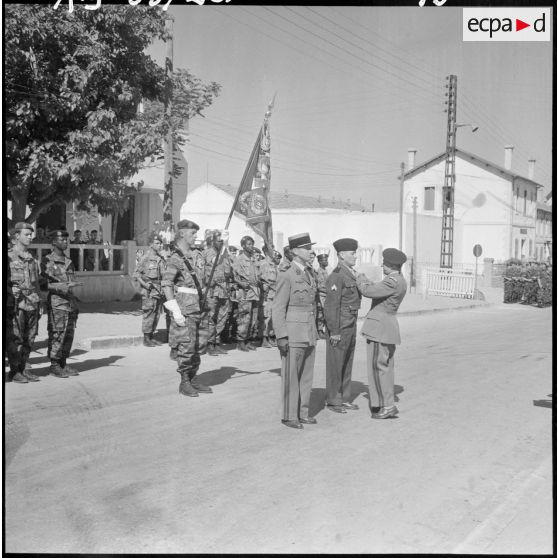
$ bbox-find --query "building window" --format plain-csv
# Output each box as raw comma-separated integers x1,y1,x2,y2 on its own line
515,187,520,211
523,190,527,214
424,187,435,211
514,238,519,259
529,239,532,257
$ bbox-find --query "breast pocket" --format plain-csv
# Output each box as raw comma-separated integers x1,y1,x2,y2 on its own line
10,261,25,283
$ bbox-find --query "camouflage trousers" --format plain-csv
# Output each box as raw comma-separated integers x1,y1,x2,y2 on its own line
236,300,258,341
263,298,275,337
206,296,231,344
48,308,79,362
6,307,40,375
142,296,163,335
316,295,327,335
169,312,209,378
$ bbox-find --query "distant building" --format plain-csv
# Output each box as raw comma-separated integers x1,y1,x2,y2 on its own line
402,146,551,267
179,182,398,267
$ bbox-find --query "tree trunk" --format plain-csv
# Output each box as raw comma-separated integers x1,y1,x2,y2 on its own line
10,191,28,223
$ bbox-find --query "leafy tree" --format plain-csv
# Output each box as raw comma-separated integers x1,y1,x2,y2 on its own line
5,5,220,223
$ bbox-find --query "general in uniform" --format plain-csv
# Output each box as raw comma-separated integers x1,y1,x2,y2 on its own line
202,229,232,356
357,248,407,419
42,230,82,378
134,231,166,347
6,222,42,383
272,233,319,429
162,220,212,398
232,235,261,351
324,238,362,413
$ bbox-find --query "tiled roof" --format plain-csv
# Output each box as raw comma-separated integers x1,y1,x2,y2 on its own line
207,183,370,212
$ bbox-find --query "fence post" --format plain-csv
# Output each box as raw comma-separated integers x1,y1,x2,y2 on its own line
483,258,494,288
121,240,137,275
421,269,428,299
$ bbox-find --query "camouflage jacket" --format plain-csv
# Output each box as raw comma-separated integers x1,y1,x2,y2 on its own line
162,247,206,315
259,256,278,300
232,251,261,301
202,246,233,299
134,247,166,299
8,248,40,311
42,251,79,312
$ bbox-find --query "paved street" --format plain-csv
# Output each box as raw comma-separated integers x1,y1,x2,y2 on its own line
4,304,553,554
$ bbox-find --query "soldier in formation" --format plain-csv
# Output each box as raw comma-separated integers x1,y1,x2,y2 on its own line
6,223,42,383
134,231,166,347
42,229,83,378
315,253,329,338
259,246,282,347
232,236,261,351
162,219,212,398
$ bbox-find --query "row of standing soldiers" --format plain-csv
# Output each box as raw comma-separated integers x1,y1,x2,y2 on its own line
134,227,332,356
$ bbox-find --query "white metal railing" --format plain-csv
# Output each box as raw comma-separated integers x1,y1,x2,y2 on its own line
422,267,475,299
28,243,127,273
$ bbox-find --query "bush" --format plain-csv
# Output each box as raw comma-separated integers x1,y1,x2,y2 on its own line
503,262,552,306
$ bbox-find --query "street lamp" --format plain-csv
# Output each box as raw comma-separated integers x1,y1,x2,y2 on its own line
455,123,479,133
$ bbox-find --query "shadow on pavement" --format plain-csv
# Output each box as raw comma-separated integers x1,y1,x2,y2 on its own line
73,355,125,373
77,300,142,315
4,413,30,469
197,365,281,387
533,398,552,409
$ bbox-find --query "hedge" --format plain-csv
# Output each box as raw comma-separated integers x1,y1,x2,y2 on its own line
503,260,552,307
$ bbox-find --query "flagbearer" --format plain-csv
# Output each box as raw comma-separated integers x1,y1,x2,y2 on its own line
272,233,319,429
42,229,83,378
134,230,166,347
324,238,362,413
162,219,212,398
357,248,407,419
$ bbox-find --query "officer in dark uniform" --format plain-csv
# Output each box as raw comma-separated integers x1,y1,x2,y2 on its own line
162,219,212,398
134,231,166,347
6,222,42,383
272,233,319,429
324,238,362,413
316,253,329,338
42,230,83,378
357,248,407,419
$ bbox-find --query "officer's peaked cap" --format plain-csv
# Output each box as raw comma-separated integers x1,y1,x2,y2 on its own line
14,222,34,232
333,238,358,252
383,248,407,266
288,232,315,250
176,219,199,231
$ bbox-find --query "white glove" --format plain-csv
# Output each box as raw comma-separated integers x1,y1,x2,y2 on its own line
164,299,186,327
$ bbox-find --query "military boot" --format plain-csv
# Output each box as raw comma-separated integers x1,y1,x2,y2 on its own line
23,362,40,382
143,334,156,347
246,340,258,351
178,373,199,397
237,341,249,352
214,343,227,355
150,334,163,346
261,336,272,348
170,347,178,361
207,343,220,356
190,376,213,393
9,367,28,383
50,361,69,378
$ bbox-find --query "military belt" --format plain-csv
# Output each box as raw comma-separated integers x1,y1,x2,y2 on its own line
176,286,198,295
288,304,314,310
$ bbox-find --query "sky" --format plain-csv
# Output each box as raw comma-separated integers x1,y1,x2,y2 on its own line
148,4,553,212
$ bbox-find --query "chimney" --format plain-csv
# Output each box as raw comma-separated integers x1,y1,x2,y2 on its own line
504,145,514,170
528,159,536,180
407,148,417,170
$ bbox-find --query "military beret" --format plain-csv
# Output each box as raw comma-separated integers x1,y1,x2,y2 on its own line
50,229,69,239
383,248,407,266
288,232,315,250
273,250,282,259
229,245,238,252
176,219,199,231
317,253,329,262
14,222,34,232
241,235,255,246
333,238,358,252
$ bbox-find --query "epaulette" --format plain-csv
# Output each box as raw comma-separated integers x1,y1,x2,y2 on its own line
332,266,341,273
278,262,291,272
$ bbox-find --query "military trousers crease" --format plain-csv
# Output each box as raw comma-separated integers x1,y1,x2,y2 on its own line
366,340,396,409
48,308,78,362
142,296,163,334
7,308,39,374
326,324,357,405
281,344,315,421
207,296,231,344
169,314,208,379
236,299,258,341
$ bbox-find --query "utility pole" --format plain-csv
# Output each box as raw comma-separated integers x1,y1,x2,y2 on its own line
162,16,174,230
399,161,405,250
440,74,458,268
412,196,418,292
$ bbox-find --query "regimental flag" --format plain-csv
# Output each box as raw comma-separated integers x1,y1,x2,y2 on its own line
228,97,275,249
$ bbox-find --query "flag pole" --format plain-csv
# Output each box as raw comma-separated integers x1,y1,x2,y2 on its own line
202,97,275,310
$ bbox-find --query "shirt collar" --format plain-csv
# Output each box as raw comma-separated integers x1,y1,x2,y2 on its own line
292,260,306,272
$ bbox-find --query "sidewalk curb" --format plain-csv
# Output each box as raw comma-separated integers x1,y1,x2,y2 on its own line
76,303,494,351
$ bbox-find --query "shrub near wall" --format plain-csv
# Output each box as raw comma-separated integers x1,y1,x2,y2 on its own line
503,259,552,307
